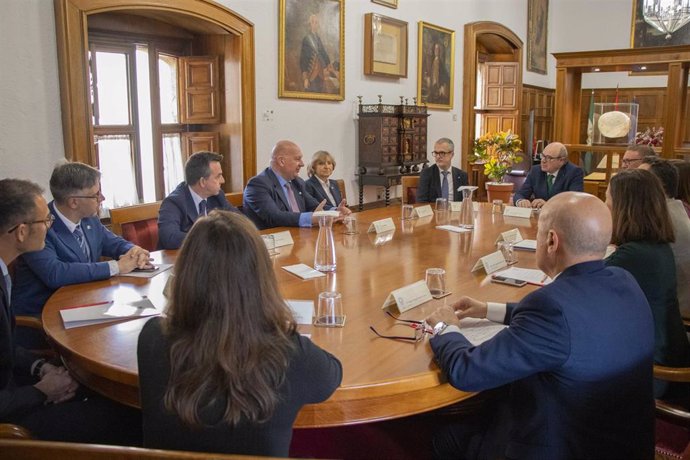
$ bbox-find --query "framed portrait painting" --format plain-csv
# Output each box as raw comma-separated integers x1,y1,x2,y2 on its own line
417,21,455,110
279,0,344,101
527,0,548,74
630,0,690,48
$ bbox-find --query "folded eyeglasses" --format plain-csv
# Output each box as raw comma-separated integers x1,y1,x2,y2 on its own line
369,311,434,342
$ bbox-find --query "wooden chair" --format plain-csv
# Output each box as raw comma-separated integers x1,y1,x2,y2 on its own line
109,202,162,252
654,365,690,459
334,179,347,205
225,192,243,209
0,424,32,440
401,176,419,205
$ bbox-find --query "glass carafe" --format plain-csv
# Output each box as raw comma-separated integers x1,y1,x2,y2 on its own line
459,186,478,228
314,215,336,272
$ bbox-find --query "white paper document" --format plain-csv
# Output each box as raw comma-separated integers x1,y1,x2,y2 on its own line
471,250,508,274
381,280,433,313
285,300,314,325
436,225,471,233
513,239,537,251
368,217,396,234
413,205,434,218
503,206,532,219
282,264,326,279
267,230,294,248
457,318,508,346
495,267,552,286
60,298,160,329
117,264,173,278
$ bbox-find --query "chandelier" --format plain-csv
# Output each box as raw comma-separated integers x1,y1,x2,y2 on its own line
643,0,690,39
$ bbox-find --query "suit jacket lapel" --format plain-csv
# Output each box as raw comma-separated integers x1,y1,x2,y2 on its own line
292,180,307,212
431,165,442,197
182,186,199,223
49,203,89,262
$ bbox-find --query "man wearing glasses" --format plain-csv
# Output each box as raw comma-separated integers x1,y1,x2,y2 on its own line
513,142,583,209
417,138,468,203
620,144,655,170
12,162,152,319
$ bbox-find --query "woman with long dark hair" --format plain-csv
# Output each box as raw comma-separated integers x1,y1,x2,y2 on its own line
138,211,342,455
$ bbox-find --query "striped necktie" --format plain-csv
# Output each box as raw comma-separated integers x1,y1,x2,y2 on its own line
74,224,90,261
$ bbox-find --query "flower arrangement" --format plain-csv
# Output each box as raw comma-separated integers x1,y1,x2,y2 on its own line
471,131,523,182
635,126,663,146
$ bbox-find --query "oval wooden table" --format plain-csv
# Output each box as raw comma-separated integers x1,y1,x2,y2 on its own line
42,203,540,428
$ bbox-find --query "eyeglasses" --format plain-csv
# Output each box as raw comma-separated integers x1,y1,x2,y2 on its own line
7,214,55,234
621,158,643,165
369,311,434,342
432,151,453,158
70,190,102,200
540,154,564,162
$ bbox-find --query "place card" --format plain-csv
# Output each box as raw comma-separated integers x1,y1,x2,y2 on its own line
471,250,508,275
495,228,524,244
436,225,471,233
285,300,314,325
413,205,433,218
266,230,294,248
282,264,326,280
313,210,340,218
503,206,532,219
513,239,537,251
449,201,462,212
367,217,396,234
381,280,433,313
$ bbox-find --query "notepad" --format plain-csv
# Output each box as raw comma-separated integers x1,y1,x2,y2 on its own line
282,264,326,279
60,298,160,329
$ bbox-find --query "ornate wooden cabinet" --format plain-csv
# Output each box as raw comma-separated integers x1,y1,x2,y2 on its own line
357,97,430,209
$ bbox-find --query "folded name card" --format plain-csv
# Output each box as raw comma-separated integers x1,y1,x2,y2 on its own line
413,205,433,218
312,210,340,218
285,300,315,325
503,206,532,219
282,264,325,279
436,225,471,233
471,250,508,275
267,230,294,247
381,280,433,313
368,217,396,234
448,201,479,212
496,228,524,244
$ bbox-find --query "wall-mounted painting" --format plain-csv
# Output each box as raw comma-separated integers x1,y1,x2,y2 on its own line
527,0,548,74
417,21,455,110
372,0,398,8
364,13,408,78
631,0,690,48
279,0,344,101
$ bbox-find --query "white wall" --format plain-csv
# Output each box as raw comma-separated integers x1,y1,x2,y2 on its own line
0,0,667,203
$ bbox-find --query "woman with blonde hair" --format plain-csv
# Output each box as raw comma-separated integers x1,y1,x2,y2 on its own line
138,210,342,455
305,150,345,208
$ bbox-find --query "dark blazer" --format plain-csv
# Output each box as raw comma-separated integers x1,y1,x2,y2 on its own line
305,176,342,208
243,168,329,230
0,266,47,420
513,161,584,203
158,182,239,249
417,165,468,203
12,202,133,316
430,260,654,459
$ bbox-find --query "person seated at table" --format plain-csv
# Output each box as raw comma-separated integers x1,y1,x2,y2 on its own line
0,179,141,445
158,151,240,249
640,157,690,319
426,192,654,459
12,162,152,318
670,159,690,218
620,143,656,170
138,211,342,456
417,137,468,203
305,150,345,208
513,142,584,209
605,168,690,399
243,140,350,230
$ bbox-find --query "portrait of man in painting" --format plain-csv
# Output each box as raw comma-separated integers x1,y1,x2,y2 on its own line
418,23,454,109
631,0,690,47
527,0,548,74
279,0,344,101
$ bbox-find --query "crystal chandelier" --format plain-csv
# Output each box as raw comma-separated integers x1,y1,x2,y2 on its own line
643,0,690,39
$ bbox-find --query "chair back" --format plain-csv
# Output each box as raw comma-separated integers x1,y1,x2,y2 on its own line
109,202,162,252
225,192,244,213
335,179,347,204
401,176,420,205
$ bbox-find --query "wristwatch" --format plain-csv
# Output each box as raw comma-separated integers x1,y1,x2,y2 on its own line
432,321,449,336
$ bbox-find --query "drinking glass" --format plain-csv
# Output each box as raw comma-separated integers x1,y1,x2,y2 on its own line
261,234,279,256
498,241,517,265
435,198,449,213
401,204,414,220
343,215,358,234
425,268,446,297
492,199,504,214
314,292,345,327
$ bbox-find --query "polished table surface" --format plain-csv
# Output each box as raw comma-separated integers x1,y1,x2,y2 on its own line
42,204,540,428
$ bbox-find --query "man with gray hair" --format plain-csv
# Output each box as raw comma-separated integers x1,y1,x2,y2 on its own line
621,144,656,170
417,137,468,203
12,162,152,317
426,192,653,458
514,142,584,209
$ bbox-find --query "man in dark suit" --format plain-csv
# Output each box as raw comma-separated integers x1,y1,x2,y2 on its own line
417,138,468,203
243,140,350,230
158,151,240,249
0,179,141,444
513,142,584,208
12,162,152,317
426,192,654,459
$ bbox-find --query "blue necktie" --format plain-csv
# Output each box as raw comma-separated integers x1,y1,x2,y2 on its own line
199,199,207,217
441,171,449,201
74,224,90,261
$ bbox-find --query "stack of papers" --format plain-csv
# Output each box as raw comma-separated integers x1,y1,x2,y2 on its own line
494,267,552,286
60,298,160,329
282,264,325,279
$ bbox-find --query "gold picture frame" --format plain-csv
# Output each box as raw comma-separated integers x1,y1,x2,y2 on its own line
630,0,690,48
417,21,455,110
279,0,344,101
364,13,408,78
527,0,548,75
372,0,398,8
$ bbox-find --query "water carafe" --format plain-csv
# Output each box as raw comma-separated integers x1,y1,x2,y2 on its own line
314,214,337,272
459,186,478,228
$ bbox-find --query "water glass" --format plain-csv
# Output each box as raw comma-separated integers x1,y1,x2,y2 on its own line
425,268,446,297
343,215,358,234
314,292,345,327
401,204,414,220
262,234,278,256
492,199,504,214
498,241,517,265
435,198,449,213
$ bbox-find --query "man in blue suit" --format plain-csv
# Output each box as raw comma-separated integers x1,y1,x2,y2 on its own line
417,138,468,203
158,151,240,249
513,142,584,208
426,192,654,459
12,162,152,317
243,140,350,230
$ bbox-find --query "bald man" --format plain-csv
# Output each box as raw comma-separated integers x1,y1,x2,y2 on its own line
513,142,584,209
243,140,350,230
426,192,654,459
